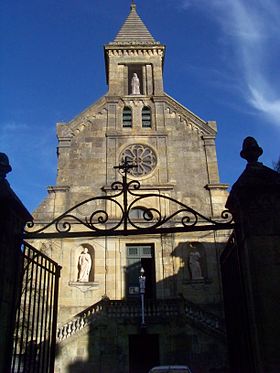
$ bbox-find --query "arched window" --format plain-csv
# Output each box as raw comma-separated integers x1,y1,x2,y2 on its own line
123,106,132,127
142,106,151,128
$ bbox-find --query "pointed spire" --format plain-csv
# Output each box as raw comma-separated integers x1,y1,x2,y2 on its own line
130,0,136,11
113,2,156,44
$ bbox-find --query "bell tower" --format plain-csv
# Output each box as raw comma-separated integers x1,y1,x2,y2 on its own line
104,3,165,96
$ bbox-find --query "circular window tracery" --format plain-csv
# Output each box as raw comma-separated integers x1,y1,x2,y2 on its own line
120,144,157,177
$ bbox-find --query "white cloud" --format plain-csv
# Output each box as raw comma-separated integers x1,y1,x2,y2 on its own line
180,0,280,127
1,122,30,131
249,85,280,124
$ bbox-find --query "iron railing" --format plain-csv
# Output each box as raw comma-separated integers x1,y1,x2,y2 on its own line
11,242,61,373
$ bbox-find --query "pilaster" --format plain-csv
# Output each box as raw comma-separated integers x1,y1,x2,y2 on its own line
202,134,219,184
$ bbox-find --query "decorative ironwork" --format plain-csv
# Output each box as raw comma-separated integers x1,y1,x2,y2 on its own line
24,159,234,239
120,144,157,176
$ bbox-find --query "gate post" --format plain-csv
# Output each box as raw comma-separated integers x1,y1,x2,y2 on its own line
0,153,32,372
224,137,280,373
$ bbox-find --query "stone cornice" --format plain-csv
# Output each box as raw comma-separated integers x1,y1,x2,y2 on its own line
161,94,217,136
47,185,70,193
57,97,108,140
105,44,165,52
105,130,168,138
102,183,175,191
104,44,165,60
68,96,107,126
205,183,229,190
202,135,217,146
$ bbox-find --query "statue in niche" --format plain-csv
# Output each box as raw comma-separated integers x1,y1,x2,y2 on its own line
131,73,140,94
189,249,203,280
77,247,92,282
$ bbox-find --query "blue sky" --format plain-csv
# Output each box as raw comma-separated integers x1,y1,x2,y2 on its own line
1,0,279,212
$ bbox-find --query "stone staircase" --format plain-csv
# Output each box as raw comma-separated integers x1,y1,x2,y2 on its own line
57,298,226,342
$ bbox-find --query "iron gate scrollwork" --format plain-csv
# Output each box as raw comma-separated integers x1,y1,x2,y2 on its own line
24,160,234,239
11,242,61,373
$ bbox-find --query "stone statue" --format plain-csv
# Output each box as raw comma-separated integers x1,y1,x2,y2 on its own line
131,73,140,94
77,247,92,282
189,250,203,280
240,136,263,163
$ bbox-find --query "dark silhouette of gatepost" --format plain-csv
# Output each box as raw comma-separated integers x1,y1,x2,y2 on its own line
221,137,280,373
0,153,32,372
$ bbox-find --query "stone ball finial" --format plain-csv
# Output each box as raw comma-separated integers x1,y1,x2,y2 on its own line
0,152,12,179
240,137,263,163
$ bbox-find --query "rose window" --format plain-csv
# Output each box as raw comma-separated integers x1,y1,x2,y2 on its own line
120,144,157,177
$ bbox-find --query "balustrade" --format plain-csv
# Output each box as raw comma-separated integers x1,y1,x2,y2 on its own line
57,298,225,342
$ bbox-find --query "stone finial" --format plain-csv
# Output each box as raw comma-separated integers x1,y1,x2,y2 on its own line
240,137,263,163
0,152,12,180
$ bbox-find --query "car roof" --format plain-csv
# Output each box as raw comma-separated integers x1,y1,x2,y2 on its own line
149,366,191,372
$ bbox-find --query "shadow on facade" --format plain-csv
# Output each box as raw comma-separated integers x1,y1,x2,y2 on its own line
65,240,229,373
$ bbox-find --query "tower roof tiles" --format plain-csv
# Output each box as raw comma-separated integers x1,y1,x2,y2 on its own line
113,3,156,44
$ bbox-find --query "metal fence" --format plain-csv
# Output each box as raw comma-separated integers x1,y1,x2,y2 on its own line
11,241,61,373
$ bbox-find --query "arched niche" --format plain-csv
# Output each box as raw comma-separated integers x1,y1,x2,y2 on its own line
70,243,96,286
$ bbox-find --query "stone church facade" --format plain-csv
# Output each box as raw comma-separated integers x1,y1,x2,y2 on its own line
33,4,230,372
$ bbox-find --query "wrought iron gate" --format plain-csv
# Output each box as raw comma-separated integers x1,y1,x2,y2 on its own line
11,241,61,373
15,161,234,372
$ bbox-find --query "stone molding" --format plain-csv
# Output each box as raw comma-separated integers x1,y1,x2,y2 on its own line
68,281,99,292
205,183,229,190
105,130,168,138
102,183,175,192
108,41,162,46
163,94,216,135
105,46,165,58
47,185,70,194
202,135,216,145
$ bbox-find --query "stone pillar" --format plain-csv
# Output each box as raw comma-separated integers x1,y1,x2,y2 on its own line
0,153,32,372
225,137,280,373
203,133,229,216
202,133,219,184
146,64,154,95
153,59,164,95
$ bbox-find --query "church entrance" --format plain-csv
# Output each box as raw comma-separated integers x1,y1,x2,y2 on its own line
126,244,156,299
129,334,159,373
